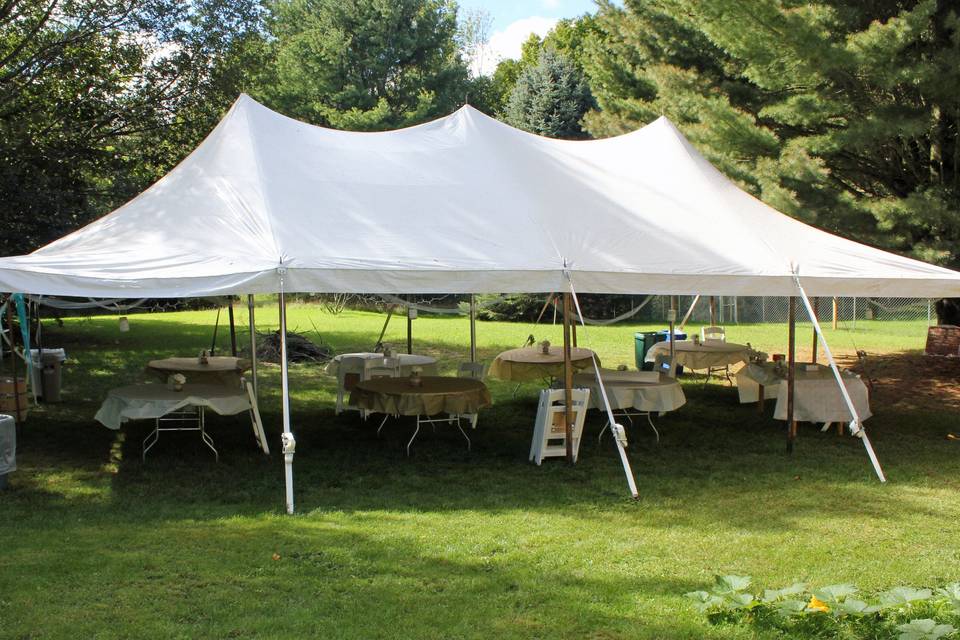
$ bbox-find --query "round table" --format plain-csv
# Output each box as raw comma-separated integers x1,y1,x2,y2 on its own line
645,340,752,370
572,370,686,413
487,346,598,382
350,376,492,455
350,376,491,416
147,356,249,386
325,353,438,377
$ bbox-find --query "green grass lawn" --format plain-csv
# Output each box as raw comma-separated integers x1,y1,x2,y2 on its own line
1,304,958,639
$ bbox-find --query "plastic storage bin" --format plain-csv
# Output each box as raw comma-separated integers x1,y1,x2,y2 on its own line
634,332,660,371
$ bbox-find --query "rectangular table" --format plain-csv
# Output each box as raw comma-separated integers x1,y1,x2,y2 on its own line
737,362,872,424
95,383,266,460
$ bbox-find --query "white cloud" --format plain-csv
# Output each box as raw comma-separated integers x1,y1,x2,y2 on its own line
473,15,558,76
542,0,561,9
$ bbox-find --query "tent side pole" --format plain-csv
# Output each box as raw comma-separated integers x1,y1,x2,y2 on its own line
709,296,717,325
668,296,677,363
562,292,574,463
832,297,839,330
811,297,819,364
279,288,295,514
247,295,258,399
228,299,238,357
793,277,886,482
565,280,639,498
469,294,477,363
787,296,796,453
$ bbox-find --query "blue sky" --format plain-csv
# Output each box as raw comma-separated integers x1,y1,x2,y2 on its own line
457,0,602,74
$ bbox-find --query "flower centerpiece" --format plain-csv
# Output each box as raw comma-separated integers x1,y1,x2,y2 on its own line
168,373,187,392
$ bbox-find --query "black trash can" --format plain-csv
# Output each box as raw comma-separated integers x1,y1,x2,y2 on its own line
0,414,15,489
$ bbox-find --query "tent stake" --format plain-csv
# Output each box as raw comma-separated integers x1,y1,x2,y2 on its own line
562,292,574,463
279,286,295,513
787,296,796,453
247,295,258,399
469,294,477,363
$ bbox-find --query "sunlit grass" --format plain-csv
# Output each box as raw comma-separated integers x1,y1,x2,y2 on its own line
0,304,956,639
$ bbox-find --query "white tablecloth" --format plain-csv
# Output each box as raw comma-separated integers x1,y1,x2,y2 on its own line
95,384,251,430
325,353,438,377
645,340,752,370
572,370,686,413
738,363,872,423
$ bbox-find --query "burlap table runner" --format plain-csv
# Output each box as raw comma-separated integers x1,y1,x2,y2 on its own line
349,376,491,416
488,346,597,382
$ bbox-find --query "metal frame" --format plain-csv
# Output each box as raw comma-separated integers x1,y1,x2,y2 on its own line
377,413,472,456
598,409,660,443
142,406,218,462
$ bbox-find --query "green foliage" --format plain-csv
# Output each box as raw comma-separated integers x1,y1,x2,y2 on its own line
686,576,960,639
504,49,594,139
583,0,960,266
264,0,469,130
0,0,268,256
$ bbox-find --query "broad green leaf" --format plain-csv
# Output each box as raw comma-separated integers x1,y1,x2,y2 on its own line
936,583,960,613
774,599,808,618
832,598,871,616
727,592,754,609
762,583,808,602
880,587,934,607
684,591,725,613
814,584,858,602
713,575,752,594
896,618,956,640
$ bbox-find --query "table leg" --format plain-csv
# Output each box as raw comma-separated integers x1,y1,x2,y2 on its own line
407,419,421,456
143,423,160,461
758,385,765,414
645,413,660,442
455,417,471,451
199,407,219,462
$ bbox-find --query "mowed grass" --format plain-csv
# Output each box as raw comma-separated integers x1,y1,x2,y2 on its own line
1,303,958,639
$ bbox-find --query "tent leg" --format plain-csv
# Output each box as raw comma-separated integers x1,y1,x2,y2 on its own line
248,295,258,399
7,299,23,425
793,276,886,482
469,294,477,363
669,296,677,364
279,289,296,514
709,296,717,325
787,296,796,453
562,292,574,463
565,280,639,498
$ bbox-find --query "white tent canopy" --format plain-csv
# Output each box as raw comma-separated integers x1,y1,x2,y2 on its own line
1,93,959,298
3,94,959,511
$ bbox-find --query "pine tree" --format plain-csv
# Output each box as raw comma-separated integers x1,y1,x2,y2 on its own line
505,49,594,139
584,0,960,265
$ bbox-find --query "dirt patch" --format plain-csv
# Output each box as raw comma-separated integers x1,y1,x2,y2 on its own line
842,351,960,414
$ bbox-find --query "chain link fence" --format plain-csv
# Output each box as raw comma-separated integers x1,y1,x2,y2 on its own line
643,296,934,326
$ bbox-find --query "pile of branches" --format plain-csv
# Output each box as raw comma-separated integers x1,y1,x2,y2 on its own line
256,330,332,363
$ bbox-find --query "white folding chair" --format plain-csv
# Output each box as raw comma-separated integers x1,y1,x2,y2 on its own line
653,353,678,379
701,326,726,342
700,326,731,383
454,362,485,429
529,388,590,465
336,356,367,415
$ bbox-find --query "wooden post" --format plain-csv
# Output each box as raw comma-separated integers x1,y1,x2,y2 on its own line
811,297,819,364
709,296,717,326
787,296,797,453
562,292,574,463
228,299,238,357
571,316,578,347
669,296,677,364
406,297,413,355
469,294,477,363
247,294,258,399
832,297,839,330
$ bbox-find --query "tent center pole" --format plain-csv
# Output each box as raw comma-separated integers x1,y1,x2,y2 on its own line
709,296,717,326
469,294,477,363
562,292,574,463
278,285,295,514
247,295,258,399
669,296,677,364
787,296,797,453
